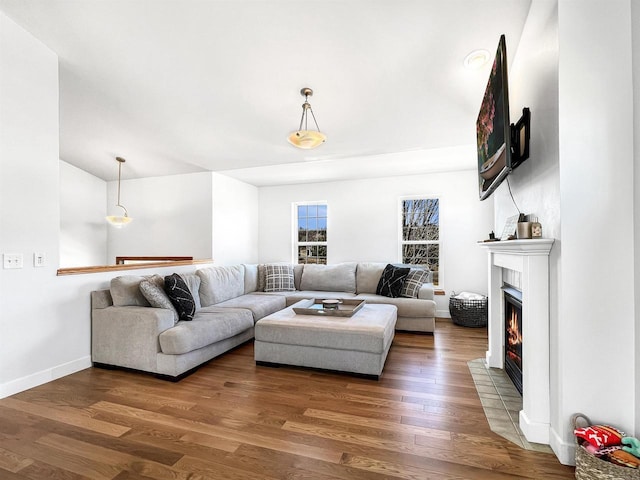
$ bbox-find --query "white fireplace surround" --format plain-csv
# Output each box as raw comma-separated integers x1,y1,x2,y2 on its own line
479,239,554,445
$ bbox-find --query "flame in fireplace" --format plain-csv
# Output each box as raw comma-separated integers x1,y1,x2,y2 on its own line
507,308,522,347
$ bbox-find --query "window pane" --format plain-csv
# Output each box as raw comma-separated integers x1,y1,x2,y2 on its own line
402,243,439,284
402,198,439,241
296,203,328,265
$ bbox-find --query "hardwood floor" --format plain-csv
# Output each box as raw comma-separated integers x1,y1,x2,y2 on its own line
0,320,575,479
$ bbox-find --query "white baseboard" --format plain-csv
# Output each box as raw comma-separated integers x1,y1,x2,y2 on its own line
519,410,550,444
436,309,451,318
550,426,576,466
0,356,92,399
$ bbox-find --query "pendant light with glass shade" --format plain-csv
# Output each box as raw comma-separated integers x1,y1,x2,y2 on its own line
106,156,133,228
287,87,327,149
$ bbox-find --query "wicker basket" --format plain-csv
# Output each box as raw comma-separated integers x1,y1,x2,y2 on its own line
573,413,640,480
448,292,487,327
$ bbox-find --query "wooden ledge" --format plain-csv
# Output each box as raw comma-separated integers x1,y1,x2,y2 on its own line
57,259,213,276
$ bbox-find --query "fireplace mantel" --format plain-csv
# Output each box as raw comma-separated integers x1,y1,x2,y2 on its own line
479,238,554,445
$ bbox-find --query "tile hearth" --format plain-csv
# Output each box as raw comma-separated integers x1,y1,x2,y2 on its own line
468,358,552,453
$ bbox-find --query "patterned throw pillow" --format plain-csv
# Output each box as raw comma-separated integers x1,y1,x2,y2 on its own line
376,264,410,298
164,273,196,321
400,268,430,298
265,264,295,292
139,275,179,324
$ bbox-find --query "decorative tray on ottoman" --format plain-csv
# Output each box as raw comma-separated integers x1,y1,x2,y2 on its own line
292,298,365,317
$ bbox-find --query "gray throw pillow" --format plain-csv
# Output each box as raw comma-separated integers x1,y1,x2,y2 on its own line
139,275,179,324
265,264,295,292
257,264,266,292
111,275,151,307
400,268,431,298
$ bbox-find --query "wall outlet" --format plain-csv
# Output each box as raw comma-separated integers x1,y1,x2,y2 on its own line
34,252,46,267
3,253,23,269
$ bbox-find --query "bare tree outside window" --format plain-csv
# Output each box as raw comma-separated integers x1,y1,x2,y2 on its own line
295,203,327,264
401,198,440,285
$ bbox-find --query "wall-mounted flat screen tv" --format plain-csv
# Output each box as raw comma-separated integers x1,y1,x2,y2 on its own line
476,35,530,201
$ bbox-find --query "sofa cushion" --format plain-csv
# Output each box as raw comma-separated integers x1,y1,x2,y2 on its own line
165,273,196,321
111,276,151,307
197,265,245,306
356,263,386,294
376,264,410,298
215,294,287,322
158,306,254,355
300,263,357,293
355,293,436,318
265,264,295,292
180,273,202,310
400,269,431,298
243,264,259,293
139,275,179,324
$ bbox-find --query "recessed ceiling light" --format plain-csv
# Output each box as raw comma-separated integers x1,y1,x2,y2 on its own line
464,49,491,69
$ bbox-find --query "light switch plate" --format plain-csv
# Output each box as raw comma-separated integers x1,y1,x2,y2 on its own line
3,253,23,269
34,252,46,267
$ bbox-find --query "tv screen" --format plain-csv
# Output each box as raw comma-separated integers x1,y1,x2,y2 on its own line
477,35,511,201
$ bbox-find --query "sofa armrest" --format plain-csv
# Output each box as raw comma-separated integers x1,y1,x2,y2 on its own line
92,306,174,373
418,283,435,301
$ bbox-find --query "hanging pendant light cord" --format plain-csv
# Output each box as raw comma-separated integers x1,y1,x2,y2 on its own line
115,157,128,217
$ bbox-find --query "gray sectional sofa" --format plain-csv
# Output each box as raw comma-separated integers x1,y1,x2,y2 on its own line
91,262,436,379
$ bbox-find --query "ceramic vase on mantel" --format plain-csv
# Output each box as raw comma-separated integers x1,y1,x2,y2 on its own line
517,221,532,239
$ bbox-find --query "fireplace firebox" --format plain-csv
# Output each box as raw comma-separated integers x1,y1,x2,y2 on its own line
503,286,523,394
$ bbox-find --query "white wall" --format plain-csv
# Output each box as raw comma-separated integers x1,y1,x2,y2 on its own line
0,13,63,388
555,0,635,464
492,0,565,456
258,169,493,316
633,0,640,437
106,172,213,263
212,173,259,266
59,160,107,267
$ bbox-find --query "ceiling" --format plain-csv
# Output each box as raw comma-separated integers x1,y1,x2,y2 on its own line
0,0,532,186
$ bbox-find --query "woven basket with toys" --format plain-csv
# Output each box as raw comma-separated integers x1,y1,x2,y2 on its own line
573,413,640,480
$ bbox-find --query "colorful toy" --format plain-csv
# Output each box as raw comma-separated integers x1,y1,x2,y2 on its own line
622,437,640,459
610,450,640,468
574,424,625,447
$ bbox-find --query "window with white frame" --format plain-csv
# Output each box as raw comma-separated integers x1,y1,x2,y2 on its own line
400,197,440,286
295,202,327,264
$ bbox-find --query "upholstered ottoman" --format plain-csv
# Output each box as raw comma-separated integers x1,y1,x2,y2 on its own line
254,301,397,379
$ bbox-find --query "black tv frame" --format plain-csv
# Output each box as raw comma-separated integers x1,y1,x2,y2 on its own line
476,35,531,201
